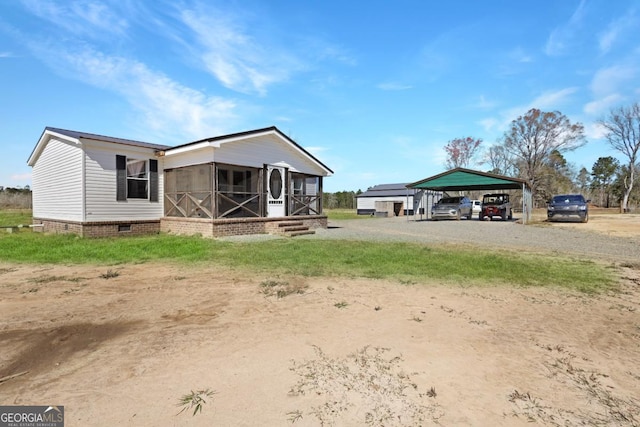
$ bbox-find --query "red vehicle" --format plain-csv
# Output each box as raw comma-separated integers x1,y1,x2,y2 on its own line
479,193,512,221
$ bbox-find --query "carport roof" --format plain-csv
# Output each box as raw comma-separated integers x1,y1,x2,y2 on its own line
407,168,529,192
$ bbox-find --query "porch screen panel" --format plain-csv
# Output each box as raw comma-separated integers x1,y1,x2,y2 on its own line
290,174,321,215
165,164,213,218
216,164,260,218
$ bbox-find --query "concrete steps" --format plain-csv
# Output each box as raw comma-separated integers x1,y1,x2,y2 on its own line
275,221,316,237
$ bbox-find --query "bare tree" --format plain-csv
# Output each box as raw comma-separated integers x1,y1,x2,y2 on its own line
502,109,585,203
444,137,483,169
598,103,640,212
484,144,517,177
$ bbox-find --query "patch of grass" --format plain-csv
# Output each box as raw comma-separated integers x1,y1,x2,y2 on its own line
325,209,367,220
287,410,303,423
176,389,216,416
0,233,214,264
100,269,120,279
0,232,617,293
28,275,85,284
0,209,32,227
260,279,308,298
334,301,348,309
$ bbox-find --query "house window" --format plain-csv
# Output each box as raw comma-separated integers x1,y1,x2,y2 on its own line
126,159,148,199
116,155,158,202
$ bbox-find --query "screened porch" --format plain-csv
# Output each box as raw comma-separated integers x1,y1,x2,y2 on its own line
163,163,323,219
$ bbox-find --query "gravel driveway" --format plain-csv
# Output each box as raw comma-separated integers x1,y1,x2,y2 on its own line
303,216,640,263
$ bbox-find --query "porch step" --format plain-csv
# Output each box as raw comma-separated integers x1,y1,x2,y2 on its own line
286,229,316,237
278,221,304,228
273,221,315,237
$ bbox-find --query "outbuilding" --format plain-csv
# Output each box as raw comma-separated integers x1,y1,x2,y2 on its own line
27,126,332,237
356,183,419,216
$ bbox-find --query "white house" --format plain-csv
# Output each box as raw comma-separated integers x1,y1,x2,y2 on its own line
27,126,332,237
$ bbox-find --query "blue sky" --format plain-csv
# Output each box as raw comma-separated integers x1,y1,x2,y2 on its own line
1,0,639,192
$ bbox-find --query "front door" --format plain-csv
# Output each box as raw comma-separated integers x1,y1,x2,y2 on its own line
267,165,286,217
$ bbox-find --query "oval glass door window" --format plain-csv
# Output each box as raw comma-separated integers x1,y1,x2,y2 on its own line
269,169,282,199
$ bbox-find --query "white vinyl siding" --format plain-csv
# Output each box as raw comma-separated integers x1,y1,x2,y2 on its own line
83,141,163,221
214,134,324,176
163,147,214,170
31,137,83,221
357,196,414,211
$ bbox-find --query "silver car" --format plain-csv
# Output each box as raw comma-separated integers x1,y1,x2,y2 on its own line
431,196,473,220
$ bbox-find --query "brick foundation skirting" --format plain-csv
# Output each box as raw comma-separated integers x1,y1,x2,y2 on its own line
33,218,161,238
33,215,328,238
161,215,328,238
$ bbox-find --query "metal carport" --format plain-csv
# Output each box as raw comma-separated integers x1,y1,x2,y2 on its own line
406,168,533,223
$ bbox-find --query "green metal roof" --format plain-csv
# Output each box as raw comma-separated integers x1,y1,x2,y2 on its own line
407,168,529,192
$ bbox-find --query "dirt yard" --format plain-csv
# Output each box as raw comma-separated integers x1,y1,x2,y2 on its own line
1,214,639,426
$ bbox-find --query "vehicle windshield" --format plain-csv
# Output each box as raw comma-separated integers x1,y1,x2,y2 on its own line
482,195,506,203
439,197,461,204
552,195,584,204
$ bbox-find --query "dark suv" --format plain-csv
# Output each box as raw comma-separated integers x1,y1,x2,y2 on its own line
547,194,589,223
479,193,512,221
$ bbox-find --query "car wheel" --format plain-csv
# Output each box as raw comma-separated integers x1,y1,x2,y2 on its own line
508,210,513,220
501,210,507,221
479,213,484,221
456,210,461,220
467,210,473,220
582,213,589,223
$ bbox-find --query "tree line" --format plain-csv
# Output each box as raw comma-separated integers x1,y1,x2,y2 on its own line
0,185,32,209
443,103,640,210
322,190,362,209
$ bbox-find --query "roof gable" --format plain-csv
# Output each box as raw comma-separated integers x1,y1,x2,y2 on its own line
165,126,333,175
28,127,170,166
408,168,528,191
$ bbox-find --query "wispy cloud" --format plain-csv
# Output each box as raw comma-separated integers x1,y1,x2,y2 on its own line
470,95,497,110
509,47,533,63
19,0,129,39
589,65,637,96
544,0,587,56
481,87,579,133
377,82,412,91
0,52,14,58
51,46,238,142
598,9,638,54
583,93,623,116
178,4,302,96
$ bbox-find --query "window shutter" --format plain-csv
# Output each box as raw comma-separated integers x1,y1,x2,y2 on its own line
149,159,158,202
116,155,126,201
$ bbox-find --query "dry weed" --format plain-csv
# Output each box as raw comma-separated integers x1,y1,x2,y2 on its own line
260,279,308,299
509,344,640,425
288,345,442,426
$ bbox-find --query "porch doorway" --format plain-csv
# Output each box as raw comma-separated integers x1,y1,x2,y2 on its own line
267,165,286,217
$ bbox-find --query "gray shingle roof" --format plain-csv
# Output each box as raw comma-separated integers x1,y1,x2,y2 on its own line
357,183,413,198
45,127,171,151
